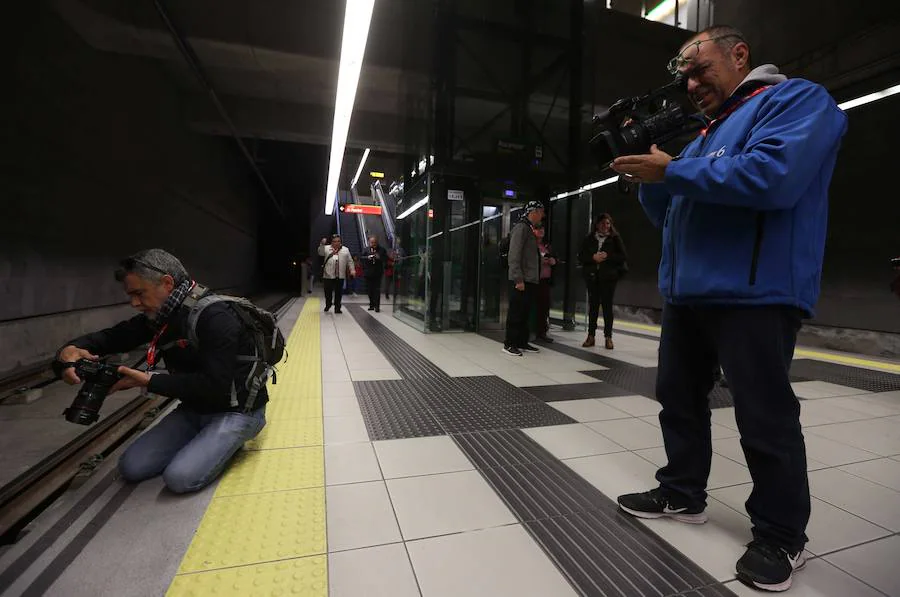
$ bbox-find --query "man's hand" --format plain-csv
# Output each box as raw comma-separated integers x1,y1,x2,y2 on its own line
515,281,525,291
58,345,99,384
109,367,151,394
611,144,673,183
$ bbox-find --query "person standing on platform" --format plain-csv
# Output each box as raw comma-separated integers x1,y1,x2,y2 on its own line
503,200,544,357
318,235,353,313
578,213,628,350
533,224,558,343
611,25,848,592
362,236,388,312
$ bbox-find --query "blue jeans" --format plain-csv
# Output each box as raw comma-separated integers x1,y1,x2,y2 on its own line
118,404,266,493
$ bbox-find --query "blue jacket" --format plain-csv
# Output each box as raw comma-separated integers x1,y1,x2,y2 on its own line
639,66,848,317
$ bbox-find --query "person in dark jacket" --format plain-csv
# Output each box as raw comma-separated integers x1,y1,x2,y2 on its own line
578,213,627,350
362,236,388,312
611,26,848,591
503,200,545,356
54,249,267,494
533,224,558,342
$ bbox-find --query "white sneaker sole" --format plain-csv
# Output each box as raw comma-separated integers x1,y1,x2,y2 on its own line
742,554,807,593
619,504,708,524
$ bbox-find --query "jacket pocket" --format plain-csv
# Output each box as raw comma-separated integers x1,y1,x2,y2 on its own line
749,213,766,286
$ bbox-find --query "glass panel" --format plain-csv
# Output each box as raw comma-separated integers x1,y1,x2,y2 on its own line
478,202,506,330
549,191,592,330
393,176,430,331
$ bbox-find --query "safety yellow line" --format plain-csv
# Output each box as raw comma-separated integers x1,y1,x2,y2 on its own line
614,320,900,373
166,299,327,596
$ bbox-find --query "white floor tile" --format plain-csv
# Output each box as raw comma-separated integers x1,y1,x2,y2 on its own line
326,481,402,552
564,451,659,501
546,399,631,422
406,525,578,597
350,369,404,381
373,436,473,479
710,483,892,556
323,381,357,398
826,394,900,417
825,535,900,597
711,407,739,431
601,395,662,417
712,437,829,471
725,558,887,597
323,396,363,418
329,543,420,597
586,417,665,450
809,468,900,531
792,381,871,400
324,414,371,444
806,417,900,457
500,372,556,387
523,423,625,460
543,371,601,384
386,471,517,541
840,458,900,493
325,442,383,485
803,434,881,467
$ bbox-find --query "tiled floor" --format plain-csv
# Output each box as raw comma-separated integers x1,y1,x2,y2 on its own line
320,299,900,596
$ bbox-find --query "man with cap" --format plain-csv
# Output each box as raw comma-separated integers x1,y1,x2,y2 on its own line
503,200,545,356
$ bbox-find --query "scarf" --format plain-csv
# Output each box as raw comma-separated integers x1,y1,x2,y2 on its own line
153,278,195,330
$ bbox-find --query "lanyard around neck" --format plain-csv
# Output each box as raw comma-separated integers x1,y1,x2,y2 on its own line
701,85,770,137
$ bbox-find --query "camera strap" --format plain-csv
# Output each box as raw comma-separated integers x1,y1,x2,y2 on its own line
146,324,168,370
701,85,771,137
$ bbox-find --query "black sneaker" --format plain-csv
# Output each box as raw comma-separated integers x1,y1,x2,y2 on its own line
368,306,375,311
736,540,806,592
324,305,331,312
617,488,708,524
502,345,523,357
520,344,540,353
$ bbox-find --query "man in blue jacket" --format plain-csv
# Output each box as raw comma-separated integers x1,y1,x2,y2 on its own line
611,26,847,592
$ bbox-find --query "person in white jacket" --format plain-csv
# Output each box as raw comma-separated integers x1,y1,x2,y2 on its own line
318,235,354,313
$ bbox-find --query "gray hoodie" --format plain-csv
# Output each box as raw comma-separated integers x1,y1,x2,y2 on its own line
507,218,540,284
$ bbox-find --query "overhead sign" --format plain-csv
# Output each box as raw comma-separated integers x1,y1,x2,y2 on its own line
339,204,383,216
369,171,385,178
447,189,465,202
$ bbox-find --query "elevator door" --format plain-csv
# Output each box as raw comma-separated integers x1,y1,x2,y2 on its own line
477,200,520,331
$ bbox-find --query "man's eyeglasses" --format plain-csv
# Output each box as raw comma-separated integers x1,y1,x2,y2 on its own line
667,34,745,75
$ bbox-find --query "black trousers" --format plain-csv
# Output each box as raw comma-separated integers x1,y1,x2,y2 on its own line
323,278,344,311
587,278,617,337
655,303,809,552
505,281,537,348
366,275,382,309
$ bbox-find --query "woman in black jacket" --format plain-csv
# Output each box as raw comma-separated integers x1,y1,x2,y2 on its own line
578,213,627,349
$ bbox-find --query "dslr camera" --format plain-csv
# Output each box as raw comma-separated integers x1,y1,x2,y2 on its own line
63,359,123,425
588,74,703,170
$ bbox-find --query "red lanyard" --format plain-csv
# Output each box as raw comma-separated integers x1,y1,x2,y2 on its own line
146,324,168,369
701,85,771,137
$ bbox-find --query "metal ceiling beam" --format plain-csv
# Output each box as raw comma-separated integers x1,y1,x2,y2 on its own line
152,0,285,218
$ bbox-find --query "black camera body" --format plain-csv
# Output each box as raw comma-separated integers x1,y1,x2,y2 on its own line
588,74,703,170
63,359,123,425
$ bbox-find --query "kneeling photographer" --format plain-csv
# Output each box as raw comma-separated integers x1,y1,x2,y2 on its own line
54,249,271,494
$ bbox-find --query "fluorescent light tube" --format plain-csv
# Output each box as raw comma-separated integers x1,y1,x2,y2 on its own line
325,0,376,215
396,196,428,220
350,147,370,189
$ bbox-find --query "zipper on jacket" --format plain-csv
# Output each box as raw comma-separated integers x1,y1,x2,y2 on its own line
749,213,766,286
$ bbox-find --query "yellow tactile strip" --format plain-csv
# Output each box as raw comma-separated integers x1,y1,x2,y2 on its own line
167,299,327,596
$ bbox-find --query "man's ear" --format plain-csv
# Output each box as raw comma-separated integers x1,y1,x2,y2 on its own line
161,274,176,292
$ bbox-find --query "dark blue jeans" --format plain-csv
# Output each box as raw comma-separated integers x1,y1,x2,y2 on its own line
654,303,809,552
118,404,266,493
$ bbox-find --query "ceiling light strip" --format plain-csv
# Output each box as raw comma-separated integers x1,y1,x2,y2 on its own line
324,0,376,215
350,147,371,189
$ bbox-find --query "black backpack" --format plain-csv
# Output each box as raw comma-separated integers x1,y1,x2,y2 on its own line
183,284,286,412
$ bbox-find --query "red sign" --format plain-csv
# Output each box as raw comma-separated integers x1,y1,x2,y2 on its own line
340,204,382,216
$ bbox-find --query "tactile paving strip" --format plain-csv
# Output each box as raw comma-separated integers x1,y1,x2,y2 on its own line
453,429,737,597
581,368,735,410
167,299,327,596
167,555,327,597
522,381,633,401
347,307,447,379
789,359,900,393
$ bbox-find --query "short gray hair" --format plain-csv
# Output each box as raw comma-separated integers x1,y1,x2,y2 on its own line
115,249,189,284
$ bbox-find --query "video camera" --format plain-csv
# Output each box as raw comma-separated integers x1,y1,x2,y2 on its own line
588,74,703,170
63,359,123,425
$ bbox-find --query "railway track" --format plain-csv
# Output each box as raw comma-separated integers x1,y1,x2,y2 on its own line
0,294,297,544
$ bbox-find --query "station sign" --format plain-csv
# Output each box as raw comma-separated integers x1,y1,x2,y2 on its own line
339,204,383,216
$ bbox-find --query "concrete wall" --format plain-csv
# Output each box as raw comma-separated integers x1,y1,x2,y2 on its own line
0,3,263,375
